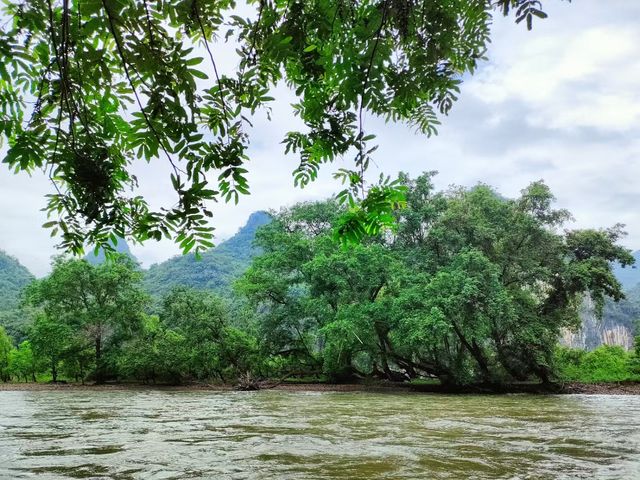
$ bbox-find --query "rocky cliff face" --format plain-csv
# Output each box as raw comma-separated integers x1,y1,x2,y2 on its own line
561,293,638,350
560,251,640,350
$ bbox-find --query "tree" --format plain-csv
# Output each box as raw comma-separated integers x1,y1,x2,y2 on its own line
240,199,417,381
59,337,94,383
0,0,558,254
30,313,73,382
117,315,190,384
24,254,148,383
391,176,634,385
240,174,634,386
8,341,39,382
0,326,15,382
238,200,341,377
160,287,260,382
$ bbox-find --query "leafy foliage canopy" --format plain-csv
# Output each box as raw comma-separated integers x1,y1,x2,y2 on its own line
0,0,556,253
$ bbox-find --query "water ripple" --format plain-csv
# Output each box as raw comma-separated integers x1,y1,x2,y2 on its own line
0,391,639,479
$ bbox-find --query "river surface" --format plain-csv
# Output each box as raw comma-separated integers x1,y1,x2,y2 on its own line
0,390,639,479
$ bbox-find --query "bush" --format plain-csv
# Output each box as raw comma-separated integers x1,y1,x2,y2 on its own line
554,345,639,383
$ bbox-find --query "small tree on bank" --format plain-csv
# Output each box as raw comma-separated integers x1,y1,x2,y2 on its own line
0,326,14,382
25,255,148,384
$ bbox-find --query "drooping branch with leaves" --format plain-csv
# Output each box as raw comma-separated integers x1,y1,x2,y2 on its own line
0,0,559,254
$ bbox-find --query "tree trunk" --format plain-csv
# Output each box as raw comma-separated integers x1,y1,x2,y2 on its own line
532,362,551,384
51,359,58,383
95,335,103,384
451,321,492,382
375,326,398,381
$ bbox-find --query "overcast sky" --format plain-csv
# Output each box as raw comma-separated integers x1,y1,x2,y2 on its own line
1,0,639,277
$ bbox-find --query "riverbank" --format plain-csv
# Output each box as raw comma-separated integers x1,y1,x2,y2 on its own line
2,381,640,394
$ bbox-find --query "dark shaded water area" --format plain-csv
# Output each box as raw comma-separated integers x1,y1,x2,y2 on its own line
1,390,639,479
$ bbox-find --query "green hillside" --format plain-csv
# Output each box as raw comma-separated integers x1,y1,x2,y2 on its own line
0,250,34,340
0,250,33,310
143,211,271,297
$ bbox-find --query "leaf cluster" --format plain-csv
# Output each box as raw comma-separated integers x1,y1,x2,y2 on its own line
0,0,558,252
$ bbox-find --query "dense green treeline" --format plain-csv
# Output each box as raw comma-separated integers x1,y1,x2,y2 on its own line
0,257,262,385
1,174,638,387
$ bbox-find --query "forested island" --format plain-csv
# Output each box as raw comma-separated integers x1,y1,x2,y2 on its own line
2,174,639,391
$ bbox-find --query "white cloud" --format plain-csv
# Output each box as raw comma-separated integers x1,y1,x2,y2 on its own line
470,16,640,132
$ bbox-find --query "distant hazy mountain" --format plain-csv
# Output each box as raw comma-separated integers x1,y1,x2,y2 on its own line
85,237,137,265
613,250,640,291
0,250,34,341
143,211,271,297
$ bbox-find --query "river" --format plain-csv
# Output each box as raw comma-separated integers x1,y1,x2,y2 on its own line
0,390,639,479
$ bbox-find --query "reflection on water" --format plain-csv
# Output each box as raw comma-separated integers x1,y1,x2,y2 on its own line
1,390,639,479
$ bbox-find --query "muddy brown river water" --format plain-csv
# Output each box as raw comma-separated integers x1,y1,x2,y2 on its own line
0,390,639,479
